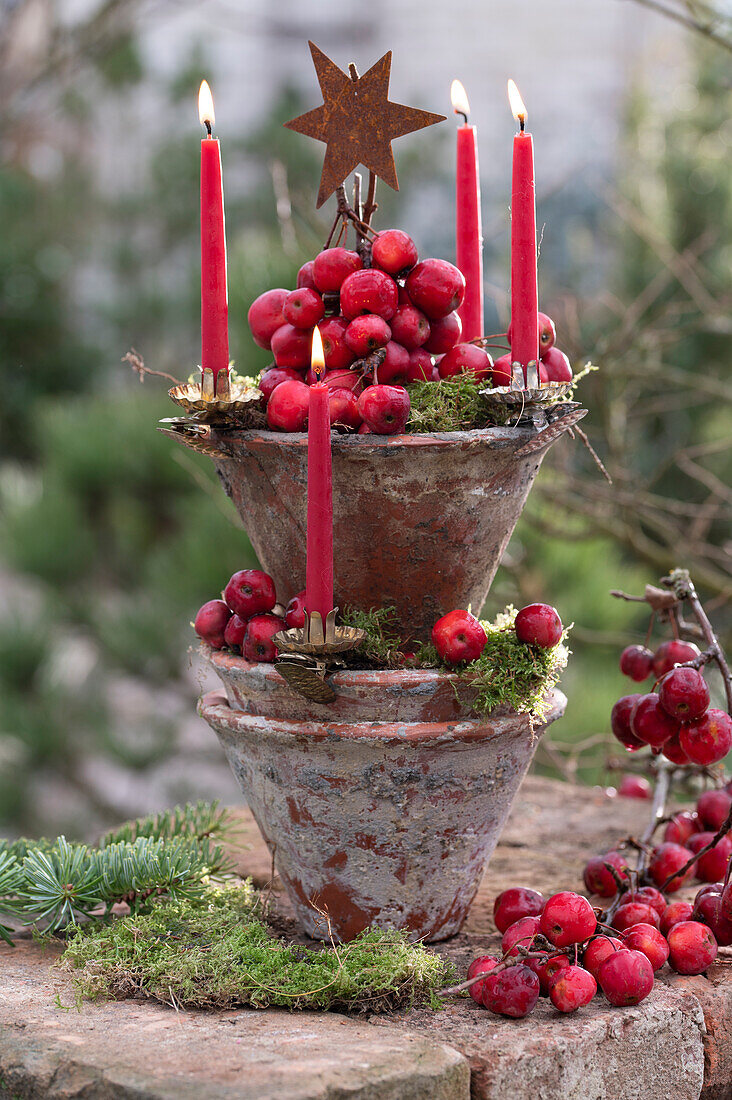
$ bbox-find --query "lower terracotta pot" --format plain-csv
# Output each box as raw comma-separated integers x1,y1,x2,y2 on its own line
198,656,566,943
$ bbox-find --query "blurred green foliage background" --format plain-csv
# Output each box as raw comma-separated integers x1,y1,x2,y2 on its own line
0,2,729,836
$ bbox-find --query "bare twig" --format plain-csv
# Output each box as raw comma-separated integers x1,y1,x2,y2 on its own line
123,349,181,387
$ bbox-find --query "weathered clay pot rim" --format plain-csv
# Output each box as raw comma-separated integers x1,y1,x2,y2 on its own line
200,687,566,744
219,424,537,450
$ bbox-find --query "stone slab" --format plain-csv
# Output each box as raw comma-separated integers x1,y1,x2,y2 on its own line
0,942,468,1100
668,957,732,1100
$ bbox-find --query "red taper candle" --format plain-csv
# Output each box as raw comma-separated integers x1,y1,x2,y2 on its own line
305,327,334,626
508,79,539,377
198,81,229,388
452,80,483,343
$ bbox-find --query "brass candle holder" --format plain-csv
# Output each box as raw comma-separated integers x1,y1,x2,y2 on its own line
168,367,264,423
273,609,366,704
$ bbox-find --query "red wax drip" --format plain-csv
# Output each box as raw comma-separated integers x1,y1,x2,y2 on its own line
305,382,334,625
456,124,484,343
510,130,539,371
200,135,229,379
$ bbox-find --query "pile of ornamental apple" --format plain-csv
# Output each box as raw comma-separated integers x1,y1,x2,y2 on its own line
431,602,563,664
465,884,720,1018
611,635,732,767
583,782,732,944
193,569,307,662
248,229,574,436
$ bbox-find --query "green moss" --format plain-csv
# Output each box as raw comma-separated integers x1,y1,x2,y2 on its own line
341,605,404,666
457,608,569,720
406,375,490,433
61,882,452,1014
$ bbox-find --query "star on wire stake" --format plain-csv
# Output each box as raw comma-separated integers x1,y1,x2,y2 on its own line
285,42,446,209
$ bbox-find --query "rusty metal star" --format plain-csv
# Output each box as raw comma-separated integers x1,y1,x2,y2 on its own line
285,42,446,208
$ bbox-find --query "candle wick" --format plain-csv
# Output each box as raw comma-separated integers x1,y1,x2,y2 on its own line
204,119,212,137
519,117,525,133
456,110,468,126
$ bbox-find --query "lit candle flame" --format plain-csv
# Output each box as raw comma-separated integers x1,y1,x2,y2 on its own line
450,79,470,121
198,80,215,129
311,326,325,379
507,79,527,126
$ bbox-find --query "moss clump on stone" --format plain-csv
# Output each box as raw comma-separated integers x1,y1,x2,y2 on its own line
61,881,452,1014
341,605,404,667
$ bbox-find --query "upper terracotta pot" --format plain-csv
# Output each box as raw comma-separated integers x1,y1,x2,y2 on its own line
209,425,555,640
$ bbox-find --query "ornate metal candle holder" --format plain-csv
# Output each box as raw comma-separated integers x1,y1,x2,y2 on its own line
168,368,264,423
274,610,366,704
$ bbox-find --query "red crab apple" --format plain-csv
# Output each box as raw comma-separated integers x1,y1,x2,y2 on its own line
619,645,654,682
618,775,652,799
423,311,462,354
623,923,669,971
320,369,363,394
515,604,563,648
507,311,556,356
223,613,247,650
285,590,306,629
534,953,571,994
583,851,629,897
312,247,362,292
319,317,355,371
344,314,391,356
224,569,277,619
340,269,398,321
612,902,660,932
541,347,573,384
242,613,286,663
389,304,430,349
663,730,690,765
502,915,541,956
649,842,694,893
583,936,625,980
438,343,493,381
695,834,732,882
598,949,654,1006
723,881,732,922
680,709,732,766
481,965,540,1018
371,229,418,275
652,639,701,678
357,384,410,434
667,920,718,974
296,260,317,290
377,340,411,385
493,887,545,933
405,259,466,320
492,353,512,387
194,599,231,649
266,378,310,432
661,901,694,935
247,288,288,350
259,367,303,402
664,811,702,846
405,348,439,382
466,955,498,1005
540,892,597,947
697,789,732,830
623,887,666,919
691,890,732,946
611,694,645,751
283,287,325,330
271,323,313,369
328,388,361,431
431,609,487,665
658,667,710,721
549,965,597,1013
630,694,679,748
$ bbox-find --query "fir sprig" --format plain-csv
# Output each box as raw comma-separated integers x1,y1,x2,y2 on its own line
0,802,232,939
